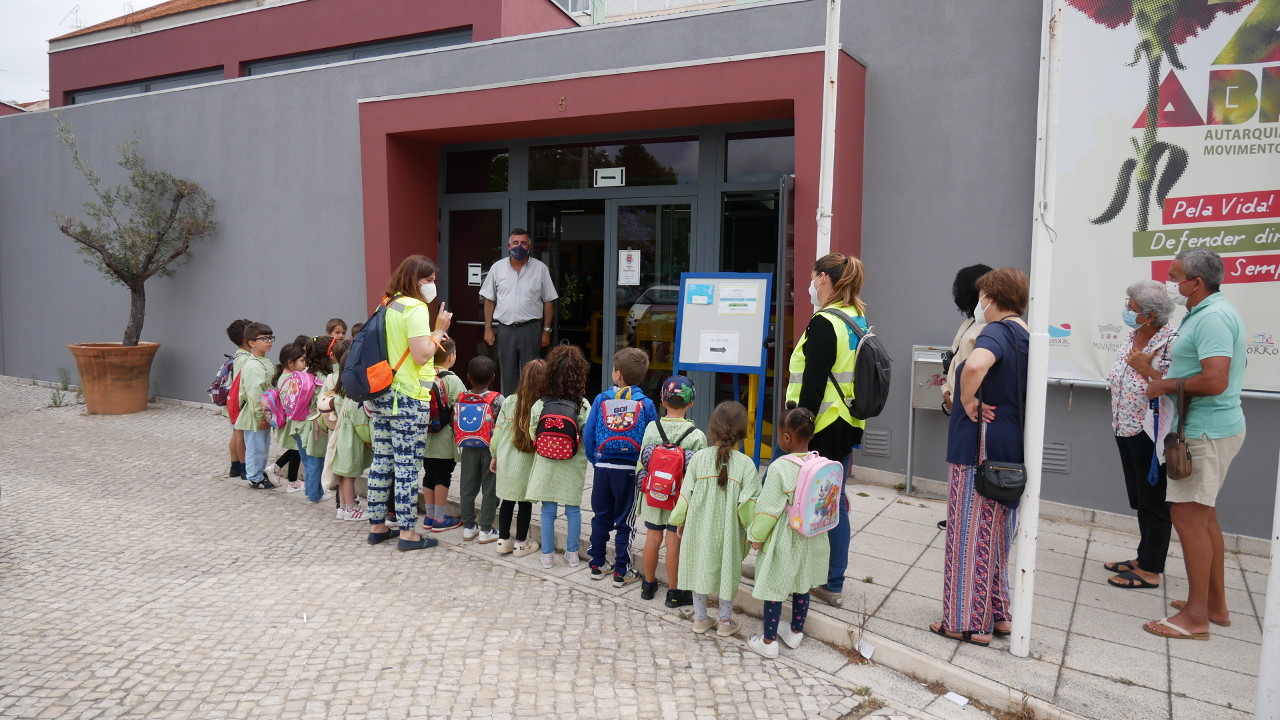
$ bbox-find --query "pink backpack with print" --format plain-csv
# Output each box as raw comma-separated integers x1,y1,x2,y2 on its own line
782,452,844,537
278,371,318,422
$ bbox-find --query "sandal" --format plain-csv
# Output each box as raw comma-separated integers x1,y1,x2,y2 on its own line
1103,559,1138,573
929,622,990,647
1170,600,1232,627
1107,570,1160,589
1142,617,1209,640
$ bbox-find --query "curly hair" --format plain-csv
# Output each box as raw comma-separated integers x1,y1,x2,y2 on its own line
707,401,748,488
541,344,589,405
952,264,992,316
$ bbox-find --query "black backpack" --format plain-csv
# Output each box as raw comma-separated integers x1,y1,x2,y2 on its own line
820,308,892,420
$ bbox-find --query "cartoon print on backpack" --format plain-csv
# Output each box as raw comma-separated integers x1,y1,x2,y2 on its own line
594,386,646,456
781,452,843,537
640,422,698,511
535,397,582,460
454,390,502,448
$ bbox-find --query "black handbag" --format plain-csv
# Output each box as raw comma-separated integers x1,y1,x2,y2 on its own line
974,321,1027,502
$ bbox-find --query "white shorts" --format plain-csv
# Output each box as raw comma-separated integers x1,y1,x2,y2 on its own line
1165,430,1245,507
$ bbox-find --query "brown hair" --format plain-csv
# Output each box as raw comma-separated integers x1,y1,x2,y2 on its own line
433,336,456,365
707,401,748,488
541,344,589,405
383,255,440,303
325,317,347,334
332,340,353,397
976,267,1029,316
814,253,866,315
612,347,650,387
512,359,547,454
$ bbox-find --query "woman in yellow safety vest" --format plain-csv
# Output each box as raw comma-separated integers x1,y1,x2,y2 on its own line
784,252,867,609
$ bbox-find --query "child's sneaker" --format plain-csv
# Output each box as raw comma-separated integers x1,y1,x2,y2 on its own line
462,525,480,541
345,507,365,522
540,553,554,569
265,464,279,484
335,506,345,520
285,480,303,494
477,529,500,544
777,624,804,649
748,634,779,659
589,562,614,581
665,589,693,609
692,617,716,634
431,516,461,532
495,538,515,554
513,540,540,558
613,570,640,589
640,579,659,600
716,619,741,638
565,551,580,568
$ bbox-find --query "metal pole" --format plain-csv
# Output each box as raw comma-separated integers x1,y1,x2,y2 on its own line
1257,446,1280,719
814,0,841,258
1010,0,1060,659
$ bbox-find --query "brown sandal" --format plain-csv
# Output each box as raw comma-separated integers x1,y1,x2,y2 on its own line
1169,600,1231,627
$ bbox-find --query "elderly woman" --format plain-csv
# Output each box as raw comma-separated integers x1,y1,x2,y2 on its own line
1103,280,1176,589
930,268,1029,647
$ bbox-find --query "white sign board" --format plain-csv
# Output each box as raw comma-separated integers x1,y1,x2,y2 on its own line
674,273,773,373
618,250,640,286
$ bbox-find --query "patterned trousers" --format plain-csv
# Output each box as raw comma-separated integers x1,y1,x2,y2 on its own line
942,462,1017,634
366,393,426,531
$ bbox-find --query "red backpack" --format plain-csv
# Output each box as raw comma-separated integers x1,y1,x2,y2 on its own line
453,390,501,448
425,370,455,434
641,422,697,510
534,398,582,460
227,371,244,424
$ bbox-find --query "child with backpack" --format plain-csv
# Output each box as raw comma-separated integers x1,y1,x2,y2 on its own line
525,345,592,569
292,337,331,503
583,348,658,587
218,318,251,479
636,376,707,607
669,401,759,637
490,359,545,558
745,405,834,659
324,342,372,521
421,337,465,532
232,322,277,489
270,343,308,493
455,355,504,543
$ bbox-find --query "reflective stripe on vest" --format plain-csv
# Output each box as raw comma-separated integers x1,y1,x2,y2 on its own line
784,303,866,434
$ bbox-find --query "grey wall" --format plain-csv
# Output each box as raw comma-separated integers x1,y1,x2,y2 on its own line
2,0,1275,537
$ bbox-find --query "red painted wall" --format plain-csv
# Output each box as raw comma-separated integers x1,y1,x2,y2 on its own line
49,0,576,106
0,104,24,117
356,51,868,325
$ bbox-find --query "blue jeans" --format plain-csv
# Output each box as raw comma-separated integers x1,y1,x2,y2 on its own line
296,437,325,503
243,429,270,482
541,502,581,555
825,453,852,592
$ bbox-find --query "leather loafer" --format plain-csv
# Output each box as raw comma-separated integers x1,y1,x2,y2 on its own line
366,529,401,545
397,536,438,552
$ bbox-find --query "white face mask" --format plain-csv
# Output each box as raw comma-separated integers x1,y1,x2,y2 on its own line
975,295,991,321
1165,280,1188,306
420,281,437,304
808,279,820,307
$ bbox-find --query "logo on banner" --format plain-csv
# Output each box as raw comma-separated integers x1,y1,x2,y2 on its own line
1248,331,1277,356
1049,323,1072,346
1093,323,1125,352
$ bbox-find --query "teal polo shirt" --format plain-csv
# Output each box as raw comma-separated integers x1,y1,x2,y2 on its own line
1167,292,1246,439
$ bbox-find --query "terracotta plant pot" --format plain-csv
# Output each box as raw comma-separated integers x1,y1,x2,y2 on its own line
67,342,161,415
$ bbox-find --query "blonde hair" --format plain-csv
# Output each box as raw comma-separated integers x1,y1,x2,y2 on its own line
814,253,866,315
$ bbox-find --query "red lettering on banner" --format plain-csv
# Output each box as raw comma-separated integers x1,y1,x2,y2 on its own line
1153,255,1280,284
1163,191,1280,225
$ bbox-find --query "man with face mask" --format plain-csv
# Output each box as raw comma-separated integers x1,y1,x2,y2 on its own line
480,229,559,394
1139,249,1246,641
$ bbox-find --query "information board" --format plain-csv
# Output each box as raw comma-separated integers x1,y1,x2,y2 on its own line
673,273,773,374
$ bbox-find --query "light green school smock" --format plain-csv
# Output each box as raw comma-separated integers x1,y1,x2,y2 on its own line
493,393,536,503
635,418,707,528
329,395,372,478
747,455,831,602
524,398,591,507
232,355,273,431
669,448,761,599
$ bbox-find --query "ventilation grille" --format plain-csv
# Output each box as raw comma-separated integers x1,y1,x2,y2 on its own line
862,429,891,458
1043,442,1071,474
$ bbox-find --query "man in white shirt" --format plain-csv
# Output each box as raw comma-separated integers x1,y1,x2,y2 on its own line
480,228,558,393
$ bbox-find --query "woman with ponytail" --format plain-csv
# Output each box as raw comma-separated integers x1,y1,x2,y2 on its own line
669,401,760,637
783,252,868,607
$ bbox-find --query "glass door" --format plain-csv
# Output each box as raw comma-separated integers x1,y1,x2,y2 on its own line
441,202,508,366
605,198,695,398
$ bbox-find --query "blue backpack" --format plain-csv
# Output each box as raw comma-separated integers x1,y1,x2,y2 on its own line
340,294,408,403
593,386,647,457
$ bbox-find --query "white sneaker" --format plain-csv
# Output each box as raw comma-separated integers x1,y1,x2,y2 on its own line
565,551,580,568
265,464,279,484
495,538,515,554
286,480,303,494
540,553,555,569
345,506,365,522
777,624,804,649
512,540,540,558
477,529,500,544
747,634,779,659
462,526,480,542
335,506,345,520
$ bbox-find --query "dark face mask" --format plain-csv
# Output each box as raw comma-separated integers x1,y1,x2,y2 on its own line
510,245,530,261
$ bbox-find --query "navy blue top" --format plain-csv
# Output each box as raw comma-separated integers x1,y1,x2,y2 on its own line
946,320,1029,466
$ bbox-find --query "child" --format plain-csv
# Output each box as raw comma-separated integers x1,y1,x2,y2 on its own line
525,345,592,569
670,401,759,637
584,348,658,587
225,318,251,479
234,322,276,489
421,337,465,532
636,375,707,607
326,317,347,343
745,405,830,659
457,355,504,543
326,343,372,521
491,358,545,558
271,343,308,492
349,322,365,337
295,336,331,503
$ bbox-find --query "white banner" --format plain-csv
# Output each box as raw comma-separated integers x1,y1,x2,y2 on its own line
1050,0,1280,392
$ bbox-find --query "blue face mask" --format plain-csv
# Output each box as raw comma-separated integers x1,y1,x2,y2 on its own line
1122,308,1143,329
510,245,530,261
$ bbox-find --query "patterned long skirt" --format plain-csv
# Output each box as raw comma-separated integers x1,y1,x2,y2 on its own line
942,462,1018,633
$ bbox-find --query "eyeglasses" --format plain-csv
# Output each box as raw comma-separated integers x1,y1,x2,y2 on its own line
253,335,276,342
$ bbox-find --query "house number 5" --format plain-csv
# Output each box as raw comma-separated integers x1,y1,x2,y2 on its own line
558,97,567,112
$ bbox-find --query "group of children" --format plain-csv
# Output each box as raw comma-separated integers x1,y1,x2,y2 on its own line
220,320,837,659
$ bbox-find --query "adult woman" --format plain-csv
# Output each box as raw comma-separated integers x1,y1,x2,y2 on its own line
930,267,1028,647
365,255,452,551
941,264,992,415
784,252,868,608
1103,280,1175,589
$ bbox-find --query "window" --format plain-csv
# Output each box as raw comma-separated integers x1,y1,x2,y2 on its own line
445,149,509,194
69,67,224,104
245,29,472,76
529,137,699,190
725,130,794,183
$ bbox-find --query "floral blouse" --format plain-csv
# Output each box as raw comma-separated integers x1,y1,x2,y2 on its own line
1107,325,1175,437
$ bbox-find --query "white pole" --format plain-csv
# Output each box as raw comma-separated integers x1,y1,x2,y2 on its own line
1257,446,1280,719
1010,0,1061,658
814,0,841,258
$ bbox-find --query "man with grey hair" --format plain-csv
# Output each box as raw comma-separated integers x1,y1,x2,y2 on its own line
1141,249,1246,640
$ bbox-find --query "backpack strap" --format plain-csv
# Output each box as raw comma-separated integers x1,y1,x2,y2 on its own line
818,308,867,408
655,419,671,445
615,386,632,400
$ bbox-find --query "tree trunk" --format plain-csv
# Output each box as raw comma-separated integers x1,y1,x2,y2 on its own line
124,285,146,347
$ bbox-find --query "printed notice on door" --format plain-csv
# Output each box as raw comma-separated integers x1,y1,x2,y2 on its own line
718,285,758,315
698,331,739,364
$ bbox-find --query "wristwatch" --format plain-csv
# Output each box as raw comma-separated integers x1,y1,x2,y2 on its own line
543,326,552,333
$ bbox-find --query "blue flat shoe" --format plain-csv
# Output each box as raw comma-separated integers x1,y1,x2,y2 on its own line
367,529,400,545
397,536,438,552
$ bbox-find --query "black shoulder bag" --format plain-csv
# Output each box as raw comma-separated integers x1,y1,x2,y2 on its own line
974,321,1027,502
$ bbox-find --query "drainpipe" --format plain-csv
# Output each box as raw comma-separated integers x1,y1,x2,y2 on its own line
1258,446,1280,719
814,0,840,258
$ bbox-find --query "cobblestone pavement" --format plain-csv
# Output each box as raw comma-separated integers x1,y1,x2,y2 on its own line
1,380,972,720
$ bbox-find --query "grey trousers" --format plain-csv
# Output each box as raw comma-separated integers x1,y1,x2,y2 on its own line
459,446,497,531
494,321,543,395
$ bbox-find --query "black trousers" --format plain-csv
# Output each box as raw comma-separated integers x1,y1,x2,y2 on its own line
1115,433,1172,574
495,321,543,395
498,500,532,542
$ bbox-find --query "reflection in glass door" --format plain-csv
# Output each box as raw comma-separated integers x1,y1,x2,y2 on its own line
608,200,694,399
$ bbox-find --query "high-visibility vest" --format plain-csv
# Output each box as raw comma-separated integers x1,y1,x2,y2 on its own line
785,303,867,434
